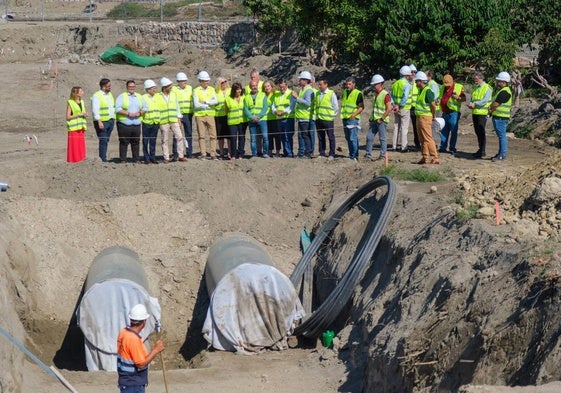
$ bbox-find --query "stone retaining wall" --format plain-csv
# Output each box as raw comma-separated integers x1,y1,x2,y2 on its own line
121,21,255,47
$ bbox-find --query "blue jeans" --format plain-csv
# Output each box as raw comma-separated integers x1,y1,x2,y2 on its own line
229,123,245,158
142,123,159,162
179,113,193,157
279,118,294,157
366,120,387,158
249,120,268,156
119,385,145,393
439,111,459,152
297,120,312,157
343,118,359,159
94,118,114,162
492,117,508,158
310,119,316,154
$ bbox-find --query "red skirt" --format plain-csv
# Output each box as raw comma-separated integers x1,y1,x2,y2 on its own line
67,130,86,163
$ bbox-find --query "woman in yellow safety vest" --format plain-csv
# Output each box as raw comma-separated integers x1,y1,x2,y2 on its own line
263,80,281,156
215,77,231,159
65,86,88,163
225,82,246,159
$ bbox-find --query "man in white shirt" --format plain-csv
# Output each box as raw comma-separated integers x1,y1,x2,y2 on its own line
91,78,115,162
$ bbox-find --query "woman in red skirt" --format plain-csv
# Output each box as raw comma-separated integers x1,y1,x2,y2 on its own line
66,86,88,163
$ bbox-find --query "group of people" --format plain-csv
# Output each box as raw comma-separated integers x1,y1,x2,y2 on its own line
65,67,512,164
384,64,512,164
65,69,354,163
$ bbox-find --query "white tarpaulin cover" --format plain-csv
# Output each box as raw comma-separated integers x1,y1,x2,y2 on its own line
202,263,305,353
78,278,161,371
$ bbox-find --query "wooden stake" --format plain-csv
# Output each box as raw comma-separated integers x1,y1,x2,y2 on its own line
160,352,169,393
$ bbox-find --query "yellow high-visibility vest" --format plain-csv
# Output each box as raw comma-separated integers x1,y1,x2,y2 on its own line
66,100,87,132
193,86,217,117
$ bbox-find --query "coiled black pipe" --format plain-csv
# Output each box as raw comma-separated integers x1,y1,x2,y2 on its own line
290,176,397,337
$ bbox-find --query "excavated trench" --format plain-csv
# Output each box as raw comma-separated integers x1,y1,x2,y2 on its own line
2,165,561,392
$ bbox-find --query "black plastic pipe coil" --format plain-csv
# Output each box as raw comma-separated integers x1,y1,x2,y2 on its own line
290,176,397,337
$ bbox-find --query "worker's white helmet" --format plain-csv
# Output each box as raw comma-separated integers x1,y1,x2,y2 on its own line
176,72,188,81
414,71,428,81
128,304,150,321
197,71,211,81
370,74,384,85
496,71,511,83
399,65,412,76
143,79,157,89
298,71,312,81
160,77,173,87
409,64,417,72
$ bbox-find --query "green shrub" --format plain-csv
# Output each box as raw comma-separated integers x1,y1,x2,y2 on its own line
380,165,446,182
107,3,151,18
450,192,466,205
514,125,533,139
107,0,203,19
455,204,479,221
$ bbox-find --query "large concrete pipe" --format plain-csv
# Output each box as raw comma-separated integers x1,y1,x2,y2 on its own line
78,246,161,371
205,233,275,294
202,233,304,353
84,246,149,291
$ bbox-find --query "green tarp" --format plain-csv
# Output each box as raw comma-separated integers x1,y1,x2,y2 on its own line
99,45,166,67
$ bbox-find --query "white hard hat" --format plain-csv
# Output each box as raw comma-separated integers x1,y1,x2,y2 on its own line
128,304,150,321
399,65,412,76
370,74,384,85
409,64,417,72
414,71,428,81
160,77,173,87
197,71,210,81
496,71,511,83
435,117,445,131
176,72,188,81
298,71,312,81
143,79,157,89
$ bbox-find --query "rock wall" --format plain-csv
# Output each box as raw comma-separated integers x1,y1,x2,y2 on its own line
1,21,255,63
125,21,255,48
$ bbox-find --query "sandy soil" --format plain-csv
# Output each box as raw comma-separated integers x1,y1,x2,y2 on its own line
2,20,561,393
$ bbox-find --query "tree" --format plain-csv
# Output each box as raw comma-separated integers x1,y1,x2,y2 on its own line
514,1,561,83
243,0,295,31
245,0,527,79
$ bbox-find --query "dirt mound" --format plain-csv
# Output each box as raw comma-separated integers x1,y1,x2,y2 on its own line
509,97,561,147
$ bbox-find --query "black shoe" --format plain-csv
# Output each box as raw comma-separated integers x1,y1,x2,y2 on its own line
491,155,505,162
472,151,485,158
